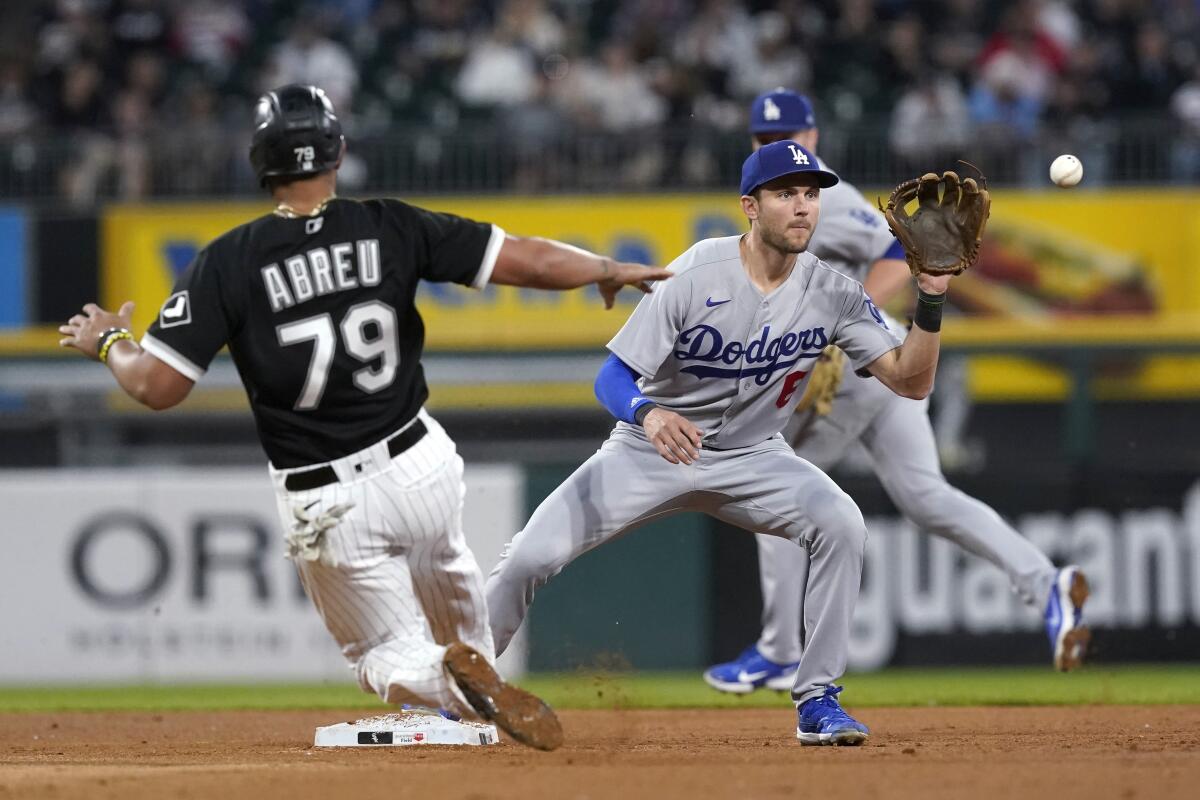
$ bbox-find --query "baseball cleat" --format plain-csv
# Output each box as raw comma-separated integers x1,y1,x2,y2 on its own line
443,642,564,751
796,685,869,746
703,645,800,694
1045,566,1091,671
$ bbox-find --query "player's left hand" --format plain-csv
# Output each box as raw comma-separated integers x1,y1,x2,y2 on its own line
598,261,673,309
915,273,952,295
59,301,135,361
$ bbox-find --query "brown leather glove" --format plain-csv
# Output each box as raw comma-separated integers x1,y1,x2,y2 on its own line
881,171,991,276
796,345,846,417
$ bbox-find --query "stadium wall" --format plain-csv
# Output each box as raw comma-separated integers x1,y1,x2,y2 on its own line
0,466,527,684
530,465,1200,671
2,461,1196,684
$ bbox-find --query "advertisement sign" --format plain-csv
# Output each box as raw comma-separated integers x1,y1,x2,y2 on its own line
0,465,525,684
100,192,1200,397
99,196,743,350
850,479,1200,668
522,463,1200,670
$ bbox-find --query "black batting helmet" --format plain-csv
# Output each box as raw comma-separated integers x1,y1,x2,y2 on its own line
249,84,344,185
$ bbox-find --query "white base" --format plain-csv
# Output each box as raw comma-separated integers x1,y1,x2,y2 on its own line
314,711,500,747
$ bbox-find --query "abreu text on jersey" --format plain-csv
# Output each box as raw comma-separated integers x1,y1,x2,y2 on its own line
261,238,382,312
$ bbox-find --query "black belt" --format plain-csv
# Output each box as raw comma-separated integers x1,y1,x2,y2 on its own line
284,419,428,491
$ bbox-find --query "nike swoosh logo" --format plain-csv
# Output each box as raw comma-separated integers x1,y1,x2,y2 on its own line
737,669,769,683
162,295,187,318
706,297,731,307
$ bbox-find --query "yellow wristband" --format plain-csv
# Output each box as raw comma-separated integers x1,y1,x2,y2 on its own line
98,329,134,364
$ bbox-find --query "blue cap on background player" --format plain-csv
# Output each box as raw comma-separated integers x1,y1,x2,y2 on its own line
749,88,816,134
740,140,839,196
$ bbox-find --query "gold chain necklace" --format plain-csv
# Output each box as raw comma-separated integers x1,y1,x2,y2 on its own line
274,194,337,219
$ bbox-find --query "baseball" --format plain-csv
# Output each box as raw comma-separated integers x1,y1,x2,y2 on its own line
1050,154,1083,188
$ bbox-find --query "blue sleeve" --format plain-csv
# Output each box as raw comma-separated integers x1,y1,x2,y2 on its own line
880,238,905,261
594,353,656,425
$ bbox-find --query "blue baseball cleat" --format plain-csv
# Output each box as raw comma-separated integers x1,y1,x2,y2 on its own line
1046,566,1091,671
796,685,869,746
703,645,799,694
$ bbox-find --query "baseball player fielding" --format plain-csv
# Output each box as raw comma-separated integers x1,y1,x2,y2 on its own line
702,90,1091,698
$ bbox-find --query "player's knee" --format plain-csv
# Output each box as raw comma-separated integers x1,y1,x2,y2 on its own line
808,489,867,554
501,530,570,585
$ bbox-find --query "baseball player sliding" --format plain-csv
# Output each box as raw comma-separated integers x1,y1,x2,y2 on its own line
487,139,978,746
56,84,669,751
702,91,1090,695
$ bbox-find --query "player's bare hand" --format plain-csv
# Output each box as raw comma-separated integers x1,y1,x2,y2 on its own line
598,261,672,310
915,273,952,296
58,301,135,361
643,408,703,465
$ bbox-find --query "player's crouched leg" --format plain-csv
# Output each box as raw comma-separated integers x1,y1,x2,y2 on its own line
485,442,663,656
801,484,868,566
485,519,582,657
783,484,870,746
355,636,565,750
353,635,471,715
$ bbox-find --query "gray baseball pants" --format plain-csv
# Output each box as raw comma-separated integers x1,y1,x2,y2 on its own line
757,392,1056,665
485,427,866,705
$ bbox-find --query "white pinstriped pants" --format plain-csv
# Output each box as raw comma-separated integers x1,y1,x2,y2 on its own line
269,410,492,715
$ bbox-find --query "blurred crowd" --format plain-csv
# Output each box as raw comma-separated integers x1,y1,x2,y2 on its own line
1,0,1198,202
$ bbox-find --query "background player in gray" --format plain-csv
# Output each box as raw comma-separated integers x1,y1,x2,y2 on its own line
486,140,965,746
702,90,1090,696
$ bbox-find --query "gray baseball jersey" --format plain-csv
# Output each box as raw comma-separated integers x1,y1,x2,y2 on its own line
742,160,1057,673
791,158,909,439
807,157,899,285
607,235,902,448
486,234,902,708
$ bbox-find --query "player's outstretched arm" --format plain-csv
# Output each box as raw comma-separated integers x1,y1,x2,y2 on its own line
490,235,671,309
59,301,195,410
862,273,952,400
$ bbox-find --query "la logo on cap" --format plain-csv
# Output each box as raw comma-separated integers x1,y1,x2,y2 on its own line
764,97,781,121
787,145,810,165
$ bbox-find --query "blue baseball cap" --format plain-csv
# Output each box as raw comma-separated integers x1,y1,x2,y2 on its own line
740,140,839,196
749,88,816,134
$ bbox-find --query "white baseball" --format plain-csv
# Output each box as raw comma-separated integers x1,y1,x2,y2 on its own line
1050,154,1083,188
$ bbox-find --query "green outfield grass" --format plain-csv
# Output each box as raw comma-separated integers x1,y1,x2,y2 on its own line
1,665,1197,713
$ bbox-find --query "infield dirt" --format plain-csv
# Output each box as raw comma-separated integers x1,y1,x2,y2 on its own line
2,706,1198,799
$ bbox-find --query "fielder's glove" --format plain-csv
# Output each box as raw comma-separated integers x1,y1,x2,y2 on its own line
880,171,991,277
796,345,846,416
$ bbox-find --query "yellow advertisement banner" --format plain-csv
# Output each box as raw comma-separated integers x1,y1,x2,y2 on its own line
101,190,1200,400
101,196,745,348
